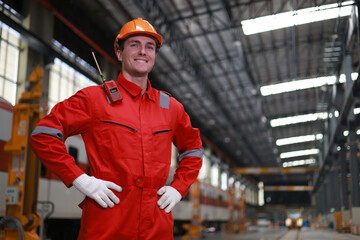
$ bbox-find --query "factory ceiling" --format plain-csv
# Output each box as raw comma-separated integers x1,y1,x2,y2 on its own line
3,0,360,205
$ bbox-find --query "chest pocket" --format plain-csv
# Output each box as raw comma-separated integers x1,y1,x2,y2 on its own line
151,125,173,163
98,120,140,161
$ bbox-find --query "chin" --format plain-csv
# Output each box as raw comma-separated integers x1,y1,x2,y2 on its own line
133,71,150,78
136,68,152,75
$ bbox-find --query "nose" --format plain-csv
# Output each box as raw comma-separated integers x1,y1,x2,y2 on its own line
139,45,146,55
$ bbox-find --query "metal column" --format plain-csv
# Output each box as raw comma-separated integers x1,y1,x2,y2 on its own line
322,188,327,214
331,159,341,211
315,192,319,215
339,143,349,210
326,174,335,212
348,106,360,207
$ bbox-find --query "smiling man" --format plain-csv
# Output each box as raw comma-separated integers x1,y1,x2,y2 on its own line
30,18,203,239
117,35,157,87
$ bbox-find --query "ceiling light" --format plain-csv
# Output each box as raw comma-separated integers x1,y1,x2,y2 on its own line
242,1,354,35
233,40,241,46
261,76,335,96
184,93,192,99
260,73,358,96
344,129,360,136
276,134,323,146
208,119,216,125
315,134,323,140
280,149,319,159
282,158,316,167
339,72,359,83
270,112,328,127
354,107,360,115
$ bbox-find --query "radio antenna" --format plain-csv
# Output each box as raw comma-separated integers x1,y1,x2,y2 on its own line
91,48,106,83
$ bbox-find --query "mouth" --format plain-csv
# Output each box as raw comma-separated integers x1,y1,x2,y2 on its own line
134,59,147,63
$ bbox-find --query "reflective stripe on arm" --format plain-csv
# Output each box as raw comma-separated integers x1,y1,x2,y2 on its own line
31,126,64,142
178,149,203,162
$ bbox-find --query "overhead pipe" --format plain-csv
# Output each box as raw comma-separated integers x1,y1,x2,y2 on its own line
37,0,120,69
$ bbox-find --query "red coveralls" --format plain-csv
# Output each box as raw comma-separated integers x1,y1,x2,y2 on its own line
30,73,203,239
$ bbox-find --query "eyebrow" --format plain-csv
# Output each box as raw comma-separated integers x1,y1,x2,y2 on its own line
128,39,156,46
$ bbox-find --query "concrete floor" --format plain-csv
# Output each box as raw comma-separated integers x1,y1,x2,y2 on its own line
175,227,360,240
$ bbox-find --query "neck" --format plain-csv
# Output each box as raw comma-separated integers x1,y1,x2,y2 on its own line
122,72,147,94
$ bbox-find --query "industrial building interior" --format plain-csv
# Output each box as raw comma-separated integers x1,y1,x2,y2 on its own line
0,0,360,239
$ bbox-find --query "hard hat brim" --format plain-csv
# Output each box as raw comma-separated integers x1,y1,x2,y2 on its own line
120,31,162,48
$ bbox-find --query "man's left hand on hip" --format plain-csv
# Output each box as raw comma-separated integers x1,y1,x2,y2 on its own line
157,186,182,213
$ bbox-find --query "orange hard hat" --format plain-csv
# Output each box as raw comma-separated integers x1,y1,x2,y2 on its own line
114,18,162,55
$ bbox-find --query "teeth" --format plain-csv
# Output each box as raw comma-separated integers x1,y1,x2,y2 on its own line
135,60,146,63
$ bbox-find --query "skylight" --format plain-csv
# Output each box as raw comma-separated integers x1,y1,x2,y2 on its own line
276,134,323,146
242,1,354,35
270,112,328,127
260,73,358,96
280,149,319,159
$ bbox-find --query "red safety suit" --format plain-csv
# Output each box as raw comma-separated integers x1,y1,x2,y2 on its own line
30,73,203,239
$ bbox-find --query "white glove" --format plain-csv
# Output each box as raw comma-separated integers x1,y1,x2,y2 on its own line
157,186,182,213
73,174,122,208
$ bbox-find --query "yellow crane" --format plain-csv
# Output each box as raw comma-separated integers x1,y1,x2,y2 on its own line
1,66,47,240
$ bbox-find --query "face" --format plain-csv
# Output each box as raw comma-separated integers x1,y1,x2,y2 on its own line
117,35,157,78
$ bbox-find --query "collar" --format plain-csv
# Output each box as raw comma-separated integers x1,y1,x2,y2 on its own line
117,73,156,102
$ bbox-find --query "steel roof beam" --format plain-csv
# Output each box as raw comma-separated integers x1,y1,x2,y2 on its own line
133,0,263,166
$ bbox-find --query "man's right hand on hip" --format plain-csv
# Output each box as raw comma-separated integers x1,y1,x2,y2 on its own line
73,173,122,208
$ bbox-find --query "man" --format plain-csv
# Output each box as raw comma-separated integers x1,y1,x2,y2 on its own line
30,18,203,239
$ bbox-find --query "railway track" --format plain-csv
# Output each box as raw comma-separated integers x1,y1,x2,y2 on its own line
276,229,301,240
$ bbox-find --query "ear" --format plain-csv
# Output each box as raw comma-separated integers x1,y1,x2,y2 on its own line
116,50,123,62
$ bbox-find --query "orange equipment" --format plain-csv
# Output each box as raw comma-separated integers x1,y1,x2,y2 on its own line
1,66,47,240
238,188,246,233
182,179,204,240
114,18,163,54
223,182,238,233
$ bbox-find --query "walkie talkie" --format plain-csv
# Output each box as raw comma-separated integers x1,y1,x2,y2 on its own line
91,49,122,104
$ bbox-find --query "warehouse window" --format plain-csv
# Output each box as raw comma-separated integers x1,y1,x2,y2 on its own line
198,154,209,181
49,58,96,110
221,172,228,191
211,164,219,187
258,181,264,206
0,22,20,105
234,181,241,199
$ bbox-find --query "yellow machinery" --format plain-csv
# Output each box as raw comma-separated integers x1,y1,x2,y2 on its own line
1,66,47,240
182,179,204,240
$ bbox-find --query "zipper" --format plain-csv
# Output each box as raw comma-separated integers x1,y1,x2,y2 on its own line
153,129,172,135
100,120,137,132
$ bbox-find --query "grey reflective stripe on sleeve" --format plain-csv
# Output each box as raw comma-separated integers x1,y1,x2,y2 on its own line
160,92,169,109
178,149,203,162
31,126,64,142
